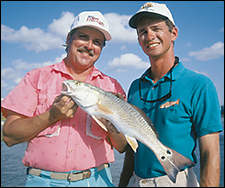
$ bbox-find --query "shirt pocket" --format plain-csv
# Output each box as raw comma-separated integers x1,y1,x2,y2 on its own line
37,90,49,112
37,89,60,112
158,100,191,124
36,121,61,138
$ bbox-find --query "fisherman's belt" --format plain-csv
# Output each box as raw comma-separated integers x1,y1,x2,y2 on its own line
27,163,109,182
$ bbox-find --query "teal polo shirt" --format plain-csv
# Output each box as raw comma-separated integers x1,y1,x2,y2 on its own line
127,60,223,178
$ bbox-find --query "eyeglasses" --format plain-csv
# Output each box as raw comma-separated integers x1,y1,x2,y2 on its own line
139,57,178,103
139,74,172,103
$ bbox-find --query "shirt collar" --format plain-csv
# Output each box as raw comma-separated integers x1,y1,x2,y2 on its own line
52,60,69,75
87,66,104,81
142,57,184,82
52,60,104,80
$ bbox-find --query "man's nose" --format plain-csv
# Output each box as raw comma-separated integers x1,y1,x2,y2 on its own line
146,29,156,41
86,39,94,49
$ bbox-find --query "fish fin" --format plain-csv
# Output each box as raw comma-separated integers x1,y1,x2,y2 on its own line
125,135,138,152
91,115,108,132
97,100,113,114
156,146,195,183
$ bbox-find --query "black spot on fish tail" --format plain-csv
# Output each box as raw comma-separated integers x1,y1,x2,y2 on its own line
156,146,195,183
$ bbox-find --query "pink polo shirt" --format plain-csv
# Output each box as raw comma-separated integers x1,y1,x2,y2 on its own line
1,60,126,172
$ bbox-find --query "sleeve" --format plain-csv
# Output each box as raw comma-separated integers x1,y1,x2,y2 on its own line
1,71,39,118
127,79,139,104
191,78,223,137
113,80,127,100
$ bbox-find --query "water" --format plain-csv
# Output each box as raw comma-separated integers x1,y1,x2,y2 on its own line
1,119,224,187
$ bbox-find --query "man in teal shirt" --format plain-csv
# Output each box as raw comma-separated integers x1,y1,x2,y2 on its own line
119,2,222,187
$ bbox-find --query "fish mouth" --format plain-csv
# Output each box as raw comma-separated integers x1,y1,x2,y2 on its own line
62,82,68,92
61,82,73,96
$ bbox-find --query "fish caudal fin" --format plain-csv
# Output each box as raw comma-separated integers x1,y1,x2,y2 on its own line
156,146,195,183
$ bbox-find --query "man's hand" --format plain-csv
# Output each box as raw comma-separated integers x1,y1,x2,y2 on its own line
49,95,78,123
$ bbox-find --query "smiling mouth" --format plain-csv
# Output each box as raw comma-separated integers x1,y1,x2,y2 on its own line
147,42,160,49
77,48,94,57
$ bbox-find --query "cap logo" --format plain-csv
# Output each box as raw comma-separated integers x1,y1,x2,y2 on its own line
141,2,153,9
86,16,104,26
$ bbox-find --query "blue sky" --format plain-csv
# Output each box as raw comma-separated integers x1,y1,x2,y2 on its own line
1,1,224,105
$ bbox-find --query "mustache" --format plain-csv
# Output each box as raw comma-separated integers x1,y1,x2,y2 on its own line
77,47,94,57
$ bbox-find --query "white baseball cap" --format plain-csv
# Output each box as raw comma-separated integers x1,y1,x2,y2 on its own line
129,2,175,28
69,11,111,41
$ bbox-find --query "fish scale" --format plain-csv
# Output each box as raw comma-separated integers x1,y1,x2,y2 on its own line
99,93,156,140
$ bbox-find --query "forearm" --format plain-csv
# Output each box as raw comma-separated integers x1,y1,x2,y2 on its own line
199,133,221,187
3,110,57,146
98,118,127,153
200,152,220,186
3,95,77,147
108,131,128,153
119,145,134,187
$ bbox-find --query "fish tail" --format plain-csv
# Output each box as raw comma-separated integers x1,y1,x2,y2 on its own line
156,147,195,183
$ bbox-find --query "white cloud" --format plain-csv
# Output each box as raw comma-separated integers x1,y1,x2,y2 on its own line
104,13,137,42
189,41,224,61
108,53,149,71
180,57,191,62
1,53,67,89
1,25,14,39
42,53,67,66
120,45,127,51
1,67,23,91
48,11,75,38
1,11,75,52
1,67,17,80
2,24,64,52
1,12,138,53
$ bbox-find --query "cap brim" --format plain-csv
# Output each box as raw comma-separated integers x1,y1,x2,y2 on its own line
129,11,168,28
69,25,111,41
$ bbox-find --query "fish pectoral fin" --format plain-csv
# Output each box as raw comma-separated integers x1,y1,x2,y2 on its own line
91,115,108,132
125,135,138,152
97,100,113,114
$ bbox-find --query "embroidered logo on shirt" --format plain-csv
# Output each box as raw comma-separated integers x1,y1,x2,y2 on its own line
160,99,180,109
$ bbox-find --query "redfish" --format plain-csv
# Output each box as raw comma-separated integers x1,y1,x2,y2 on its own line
61,80,194,183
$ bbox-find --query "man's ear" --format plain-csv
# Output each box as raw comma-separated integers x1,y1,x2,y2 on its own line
66,34,71,46
136,30,142,46
65,34,72,53
171,26,178,42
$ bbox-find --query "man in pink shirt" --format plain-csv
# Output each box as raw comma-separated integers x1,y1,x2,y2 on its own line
2,11,127,187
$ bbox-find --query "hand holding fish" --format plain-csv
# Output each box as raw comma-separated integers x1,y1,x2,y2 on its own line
49,95,78,122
